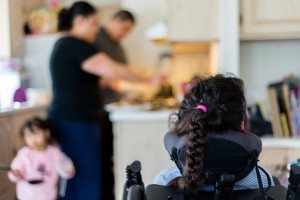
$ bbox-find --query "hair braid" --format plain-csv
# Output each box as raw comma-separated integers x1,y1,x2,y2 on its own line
168,74,247,194
168,111,207,193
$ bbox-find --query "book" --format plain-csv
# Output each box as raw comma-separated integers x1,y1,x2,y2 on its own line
281,83,293,136
290,90,300,137
267,87,283,137
280,113,290,137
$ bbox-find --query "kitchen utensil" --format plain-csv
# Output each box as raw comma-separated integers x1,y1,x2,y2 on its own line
0,164,44,184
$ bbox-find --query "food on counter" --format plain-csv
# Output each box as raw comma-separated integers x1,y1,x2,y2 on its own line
154,80,174,99
148,97,179,111
105,97,179,112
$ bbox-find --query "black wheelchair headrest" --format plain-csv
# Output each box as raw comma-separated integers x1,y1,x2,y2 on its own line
164,130,262,182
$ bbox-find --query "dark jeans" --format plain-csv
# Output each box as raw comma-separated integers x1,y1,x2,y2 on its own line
99,111,115,200
50,117,102,200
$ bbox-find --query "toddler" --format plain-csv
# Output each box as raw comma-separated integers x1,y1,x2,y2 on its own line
8,117,75,200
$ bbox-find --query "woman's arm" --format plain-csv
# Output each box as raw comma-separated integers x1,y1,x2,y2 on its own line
82,53,157,84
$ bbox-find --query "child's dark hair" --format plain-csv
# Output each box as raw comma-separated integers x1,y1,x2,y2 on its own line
168,74,247,194
20,116,55,143
58,1,97,31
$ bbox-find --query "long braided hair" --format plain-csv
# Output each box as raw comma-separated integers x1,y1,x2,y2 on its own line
168,74,247,194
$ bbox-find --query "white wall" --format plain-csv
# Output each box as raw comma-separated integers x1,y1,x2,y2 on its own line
240,40,300,104
218,0,239,75
23,34,59,90
120,0,171,75
0,0,11,57
113,0,171,96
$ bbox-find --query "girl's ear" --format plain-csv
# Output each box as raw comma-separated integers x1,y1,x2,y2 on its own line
45,129,50,140
240,121,245,131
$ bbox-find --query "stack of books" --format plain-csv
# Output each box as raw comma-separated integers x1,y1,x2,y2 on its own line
267,76,300,137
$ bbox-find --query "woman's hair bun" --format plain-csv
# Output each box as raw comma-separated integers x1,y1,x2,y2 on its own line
58,8,72,31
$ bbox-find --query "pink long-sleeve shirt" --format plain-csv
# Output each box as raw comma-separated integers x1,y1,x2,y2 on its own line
8,145,74,200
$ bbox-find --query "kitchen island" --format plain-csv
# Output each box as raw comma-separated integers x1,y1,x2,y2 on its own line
0,104,47,199
110,110,175,200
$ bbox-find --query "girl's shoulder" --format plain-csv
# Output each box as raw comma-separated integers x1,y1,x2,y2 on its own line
17,146,32,154
14,146,35,159
46,145,61,153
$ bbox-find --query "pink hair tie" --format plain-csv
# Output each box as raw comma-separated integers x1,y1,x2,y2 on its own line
196,105,207,113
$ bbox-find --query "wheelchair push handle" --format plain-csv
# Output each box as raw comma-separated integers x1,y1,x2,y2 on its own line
123,160,145,200
126,160,144,188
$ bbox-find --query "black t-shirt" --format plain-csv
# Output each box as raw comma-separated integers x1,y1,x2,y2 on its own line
48,36,103,121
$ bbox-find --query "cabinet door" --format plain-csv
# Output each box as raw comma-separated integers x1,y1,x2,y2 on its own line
113,120,172,200
0,117,15,200
0,0,24,57
168,0,219,42
240,0,300,40
0,175,15,200
9,0,24,57
0,117,13,165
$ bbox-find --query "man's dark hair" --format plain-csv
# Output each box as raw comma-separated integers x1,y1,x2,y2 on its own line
113,10,135,23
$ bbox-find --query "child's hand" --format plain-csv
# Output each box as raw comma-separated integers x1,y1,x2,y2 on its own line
11,169,23,179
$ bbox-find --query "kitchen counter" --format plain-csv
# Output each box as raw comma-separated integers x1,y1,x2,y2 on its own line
0,103,48,117
109,109,175,122
261,137,300,149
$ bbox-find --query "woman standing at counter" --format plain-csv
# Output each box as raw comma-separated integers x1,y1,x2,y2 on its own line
48,2,158,199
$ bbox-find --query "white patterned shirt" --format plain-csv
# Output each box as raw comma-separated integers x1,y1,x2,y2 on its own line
153,166,274,191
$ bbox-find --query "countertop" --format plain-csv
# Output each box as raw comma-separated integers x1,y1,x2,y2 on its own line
0,103,48,117
109,109,176,122
261,137,300,149
109,110,300,148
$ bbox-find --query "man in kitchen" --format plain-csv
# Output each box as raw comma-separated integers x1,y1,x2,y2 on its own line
93,10,135,200
94,10,135,104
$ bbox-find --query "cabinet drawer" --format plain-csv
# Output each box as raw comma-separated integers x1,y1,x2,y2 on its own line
0,173,15,199
0,117,12,165
0,190,15,200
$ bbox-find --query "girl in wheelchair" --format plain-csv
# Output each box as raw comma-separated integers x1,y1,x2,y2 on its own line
154,74,274,195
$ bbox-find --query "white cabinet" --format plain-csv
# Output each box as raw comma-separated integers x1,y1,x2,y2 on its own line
61,0,119,6
259,138,300,176
111,111,174,200
240,0,300,40
168,0,219,42
0,0,24,57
